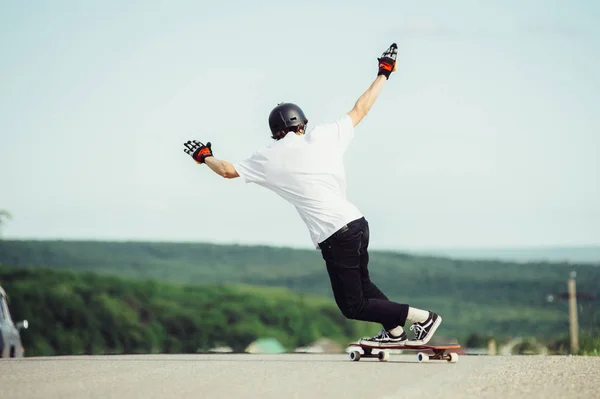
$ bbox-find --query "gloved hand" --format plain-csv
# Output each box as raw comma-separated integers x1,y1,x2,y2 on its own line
377,43,398,80
183,140,213,164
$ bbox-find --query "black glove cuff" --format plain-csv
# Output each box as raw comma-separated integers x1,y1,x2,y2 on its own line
378,69,392,79
200,154,213,163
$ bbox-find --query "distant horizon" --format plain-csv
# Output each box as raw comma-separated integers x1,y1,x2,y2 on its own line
2,236,600,264
2,235,599,249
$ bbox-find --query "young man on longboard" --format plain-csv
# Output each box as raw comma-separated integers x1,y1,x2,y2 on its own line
183,43,442,348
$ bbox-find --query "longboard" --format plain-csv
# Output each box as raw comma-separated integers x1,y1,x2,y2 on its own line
347,342,461,363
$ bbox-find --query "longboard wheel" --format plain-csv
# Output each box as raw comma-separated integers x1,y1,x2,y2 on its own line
378,351,390,362
448,353,458,363
417,352,429,363
349,351,361,361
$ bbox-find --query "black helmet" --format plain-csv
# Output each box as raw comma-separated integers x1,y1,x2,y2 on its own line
268,103,308,137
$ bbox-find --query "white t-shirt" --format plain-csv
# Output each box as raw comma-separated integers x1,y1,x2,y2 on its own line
234,114,363,248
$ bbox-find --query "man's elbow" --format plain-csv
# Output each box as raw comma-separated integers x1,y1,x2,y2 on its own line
355,102,369,116
349,106,368,127
221,166,239,179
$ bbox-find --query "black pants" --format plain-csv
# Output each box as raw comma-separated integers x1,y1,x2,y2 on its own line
319,217,409,330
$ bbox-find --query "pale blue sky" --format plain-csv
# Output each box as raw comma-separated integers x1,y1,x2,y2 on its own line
1,0,599,250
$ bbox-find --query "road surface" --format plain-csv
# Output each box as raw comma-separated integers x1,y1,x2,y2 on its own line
1,353,598,399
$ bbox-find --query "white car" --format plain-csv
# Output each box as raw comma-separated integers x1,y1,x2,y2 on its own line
0,285,29,358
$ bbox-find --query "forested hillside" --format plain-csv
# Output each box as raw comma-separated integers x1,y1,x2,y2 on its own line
1,240,599,341
0,266,372,356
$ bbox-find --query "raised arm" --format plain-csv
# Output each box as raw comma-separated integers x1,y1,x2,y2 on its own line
183,140,239,179
348,43,398,127
347,75,388,127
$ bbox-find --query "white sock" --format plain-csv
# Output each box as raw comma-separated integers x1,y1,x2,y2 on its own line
406,307,430,324
387,326,405,337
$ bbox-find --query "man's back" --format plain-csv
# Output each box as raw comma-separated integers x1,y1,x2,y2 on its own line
235,115,363,246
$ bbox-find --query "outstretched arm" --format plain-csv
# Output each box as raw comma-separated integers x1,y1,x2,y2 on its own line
204,157,239,179
183,140,239,179
348,43,398,127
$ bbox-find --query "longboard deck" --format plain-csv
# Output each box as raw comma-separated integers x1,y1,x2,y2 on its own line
347,342,461,363
348,343,460,350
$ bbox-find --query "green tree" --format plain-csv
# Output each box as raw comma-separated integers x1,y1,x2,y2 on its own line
512,338,543,355
0,210,11,238
465,333,495,348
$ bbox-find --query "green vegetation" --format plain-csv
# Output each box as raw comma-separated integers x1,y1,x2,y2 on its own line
0,266,373,356
1,239,598,350
0,210,11,237
547,334,600,356
580,335,600,356
512,338,543,355
465,333,495,348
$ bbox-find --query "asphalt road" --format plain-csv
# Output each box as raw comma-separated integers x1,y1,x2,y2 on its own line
1,354,598,399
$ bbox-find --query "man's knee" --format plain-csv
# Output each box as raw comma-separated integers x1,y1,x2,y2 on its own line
340,300,366,320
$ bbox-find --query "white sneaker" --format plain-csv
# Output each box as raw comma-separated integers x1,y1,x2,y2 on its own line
359,329,408,347
406,312,442,346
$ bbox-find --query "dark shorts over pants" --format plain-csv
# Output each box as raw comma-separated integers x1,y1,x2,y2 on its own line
318,217,409,330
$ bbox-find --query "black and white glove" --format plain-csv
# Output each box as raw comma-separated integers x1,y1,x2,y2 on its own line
183,140,213,164
377,43,398,80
